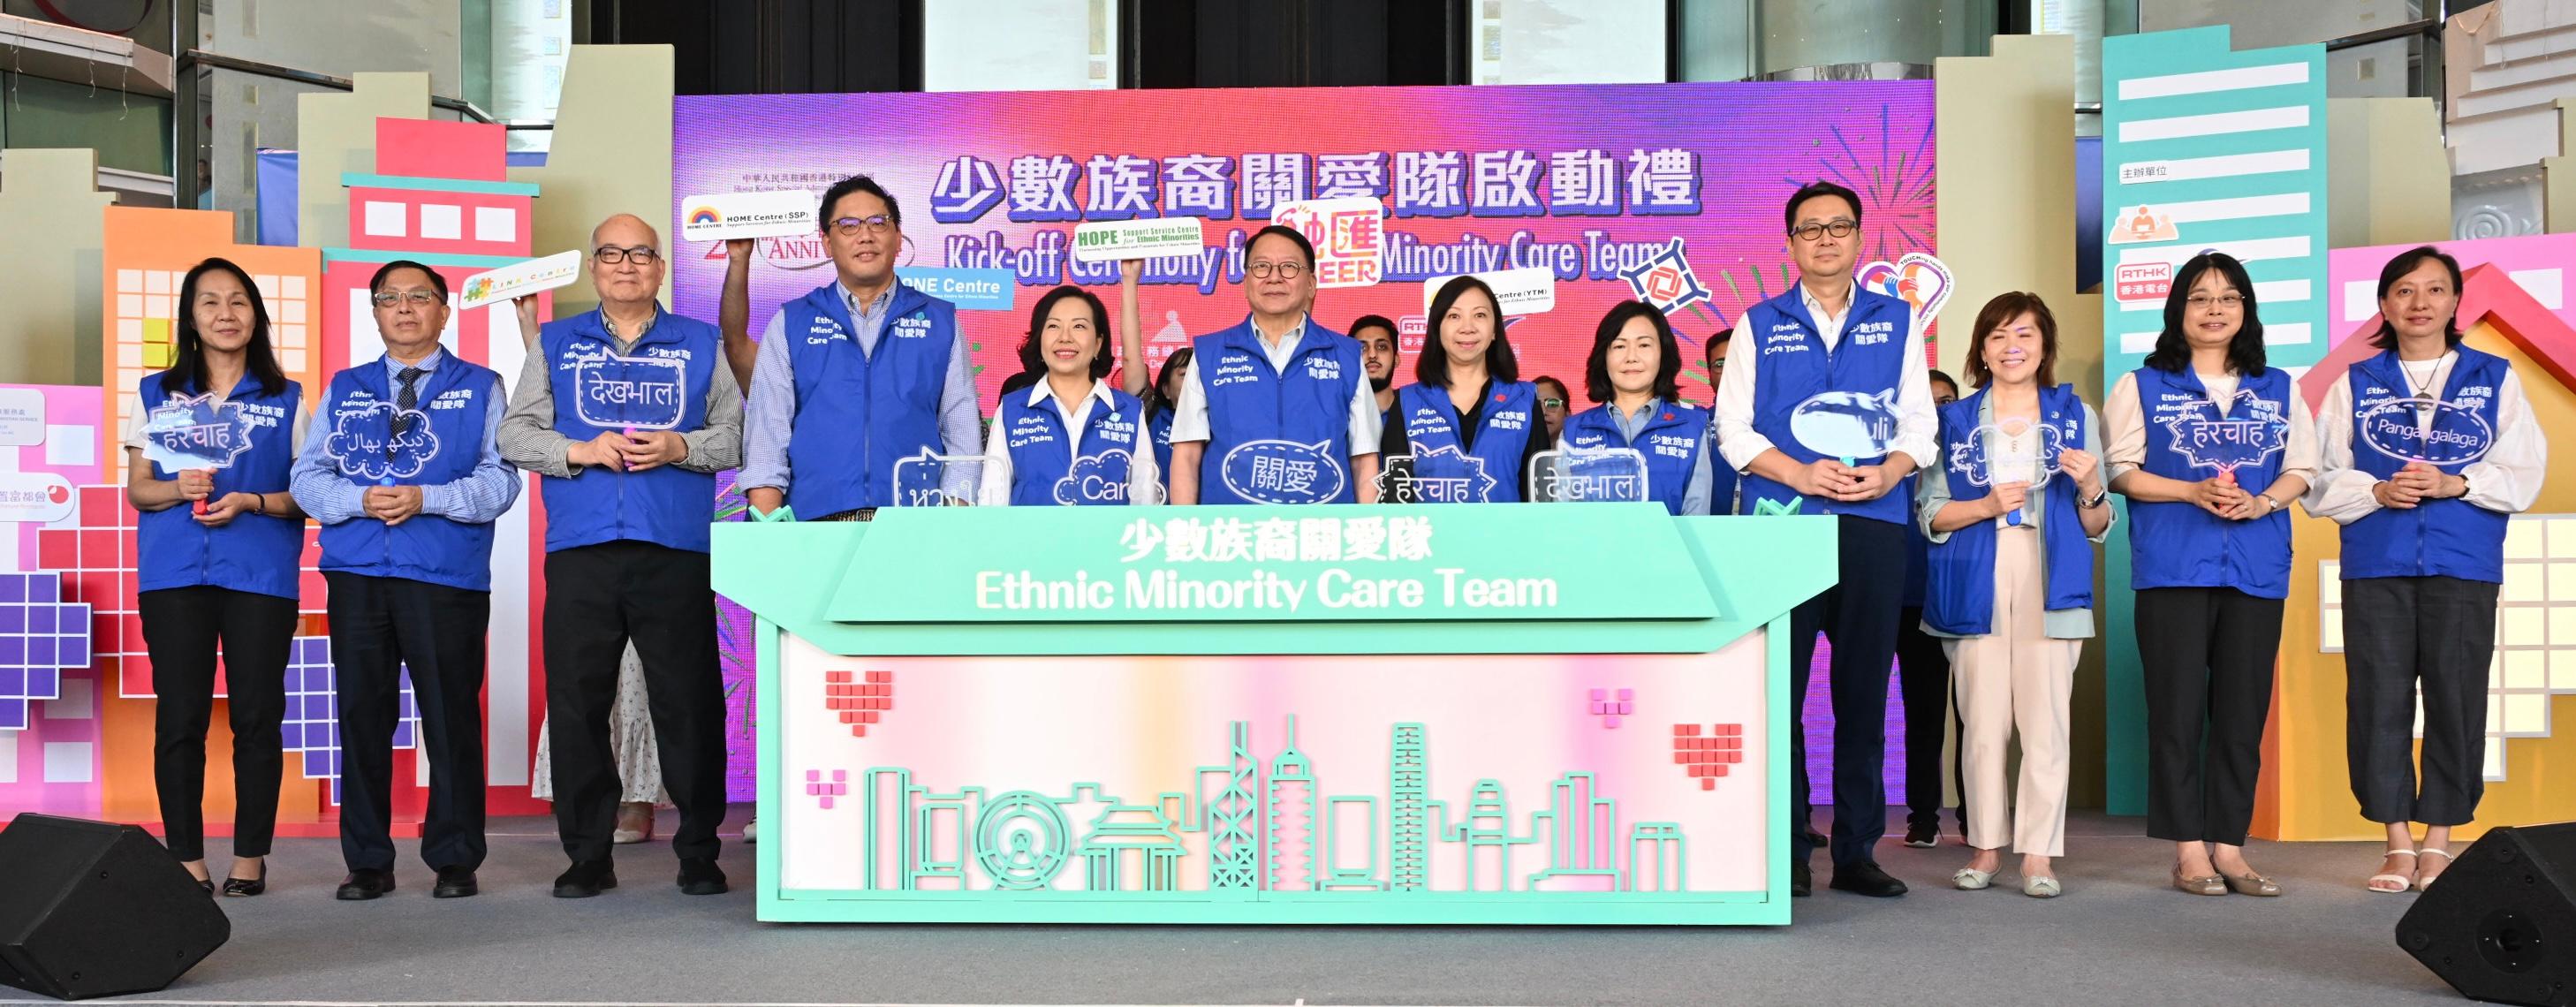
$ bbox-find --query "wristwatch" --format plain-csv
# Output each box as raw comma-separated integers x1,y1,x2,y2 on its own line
2080,487,2109,509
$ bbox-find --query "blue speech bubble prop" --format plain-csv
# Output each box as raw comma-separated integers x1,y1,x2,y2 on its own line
2159,389,2289,479
1218,439,1346,504
890,450,989,507
1527,447,1650,504
323,401,440,481
2358,397,2496,467
1790,390,1900,464
1053,449,1144,505
138,391,258,473
572,355,689,432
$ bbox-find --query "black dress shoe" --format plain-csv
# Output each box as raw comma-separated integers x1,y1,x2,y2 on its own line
552,859,617,898
677,857,728,896
1828,860,1910,897
1790,861,1813,897
431,867,479,899
1803,827,1830,848
222,864,267,897
335,868,395,900
1903,822,1939,848
195,878,215,896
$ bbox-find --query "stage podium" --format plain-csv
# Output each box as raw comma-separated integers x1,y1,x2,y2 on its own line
713,504,1833,925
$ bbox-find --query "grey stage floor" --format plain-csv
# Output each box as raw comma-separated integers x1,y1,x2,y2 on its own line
7,806,2474,1007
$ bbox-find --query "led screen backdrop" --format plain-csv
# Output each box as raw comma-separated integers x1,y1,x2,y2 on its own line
671,82,1937,406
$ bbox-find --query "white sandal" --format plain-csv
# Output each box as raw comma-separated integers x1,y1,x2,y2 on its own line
2366,849,2416,894
2414,848,2452,891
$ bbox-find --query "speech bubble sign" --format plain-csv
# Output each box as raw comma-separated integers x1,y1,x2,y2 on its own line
1527,447,1650,504
680,189,818,242
889,450,992,507
138,391,258,473
1054,449,1155,505
1072,217,1207,264
1790,390,1900,461
323,400,441,481
2357,397,2496,467
1219,439,1346,504
1269,196,1385,289
2159,389,2290,477
572,355,689,432
1376,443,1499,504
459,250,582,310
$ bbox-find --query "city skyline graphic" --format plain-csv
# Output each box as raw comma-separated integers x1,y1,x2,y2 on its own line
818,716,1700,896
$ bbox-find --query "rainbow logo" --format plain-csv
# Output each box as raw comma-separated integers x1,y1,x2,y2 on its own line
687,207,722,226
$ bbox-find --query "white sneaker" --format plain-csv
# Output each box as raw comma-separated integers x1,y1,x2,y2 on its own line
741,816,757,844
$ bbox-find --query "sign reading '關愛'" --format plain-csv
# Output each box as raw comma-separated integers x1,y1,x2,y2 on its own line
812,504,1722,624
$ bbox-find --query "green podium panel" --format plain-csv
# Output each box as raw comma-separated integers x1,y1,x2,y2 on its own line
715,504,1834,925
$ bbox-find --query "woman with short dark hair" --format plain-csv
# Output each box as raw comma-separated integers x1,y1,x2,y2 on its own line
1379,275,1544,503
980,285,1155,505
2305,245,2548,892
1556,300,1712,515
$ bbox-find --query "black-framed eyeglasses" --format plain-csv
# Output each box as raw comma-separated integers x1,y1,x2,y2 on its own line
595,246,662,265
830,215,896,237
1246,261,1307,279
369,289,443,308
1789,219,1859,242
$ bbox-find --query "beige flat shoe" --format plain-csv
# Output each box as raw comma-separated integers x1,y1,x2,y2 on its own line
2023,874,2062,898
2171,866,2226,896
2221,872,2283,897
1953,867,1996,890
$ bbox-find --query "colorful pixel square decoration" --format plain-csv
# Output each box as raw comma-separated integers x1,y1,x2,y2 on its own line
0,572,93,731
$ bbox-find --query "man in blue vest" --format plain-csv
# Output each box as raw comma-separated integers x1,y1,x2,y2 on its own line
1712,181,1937,898
1167,225,1381,504
291,261,521,901
738,175,981,520
499,214,742,897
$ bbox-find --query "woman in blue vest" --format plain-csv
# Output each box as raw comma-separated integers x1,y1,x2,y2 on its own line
2306,246,2548,892
980,285,1157,505
1556,300,1712,514
2106,252,2319,897
123,257,307,897
1379,275,1543,504
1918,292,2111,897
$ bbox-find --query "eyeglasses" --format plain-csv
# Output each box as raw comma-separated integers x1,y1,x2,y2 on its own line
830,215,896,237
595,246,662,265
370,289,443,308
1540,398,1565,408
2186,293,2245,310
1789,219,1859,242
1246,261,1307,280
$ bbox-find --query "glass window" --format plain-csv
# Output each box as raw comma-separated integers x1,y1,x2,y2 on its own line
924,0,1118,92
1471,0,1667,87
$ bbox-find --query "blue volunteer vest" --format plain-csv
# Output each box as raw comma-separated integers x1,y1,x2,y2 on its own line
1739,287,1915,524
2127,364,2295,598
133,371,304,600
779,280,958,516
315,352,504,592
996,385,1148,505
1393,381,1537,504
1148,407,1176,496
1922,385,2095,635
2337,347,2513,583
1193,317,1366,505
537,307,721,554
1561,399,1709,516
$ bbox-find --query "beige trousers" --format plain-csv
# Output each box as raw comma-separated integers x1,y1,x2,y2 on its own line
1943,529,2083,858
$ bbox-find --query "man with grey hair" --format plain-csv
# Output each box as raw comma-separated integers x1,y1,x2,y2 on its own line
501,213,742,898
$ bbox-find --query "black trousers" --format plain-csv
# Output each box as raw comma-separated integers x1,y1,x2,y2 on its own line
1896,606,1965,831
542,541,727,863
1788,515,1906,867
325,572,490,874
2343,576,2499,828
138,586,298,861
2136,586,2284,845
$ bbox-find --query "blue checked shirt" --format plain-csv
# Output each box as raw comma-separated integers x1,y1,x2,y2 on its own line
290,348,523,526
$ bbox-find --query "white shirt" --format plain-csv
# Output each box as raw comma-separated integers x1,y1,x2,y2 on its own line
977,378,1160,506
1167,314,1382,458
1711,279,1936,473
2302,352,2548,522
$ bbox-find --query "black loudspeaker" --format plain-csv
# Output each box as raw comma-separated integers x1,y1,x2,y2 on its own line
2398,822,2576,1006
0,814,230,1000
